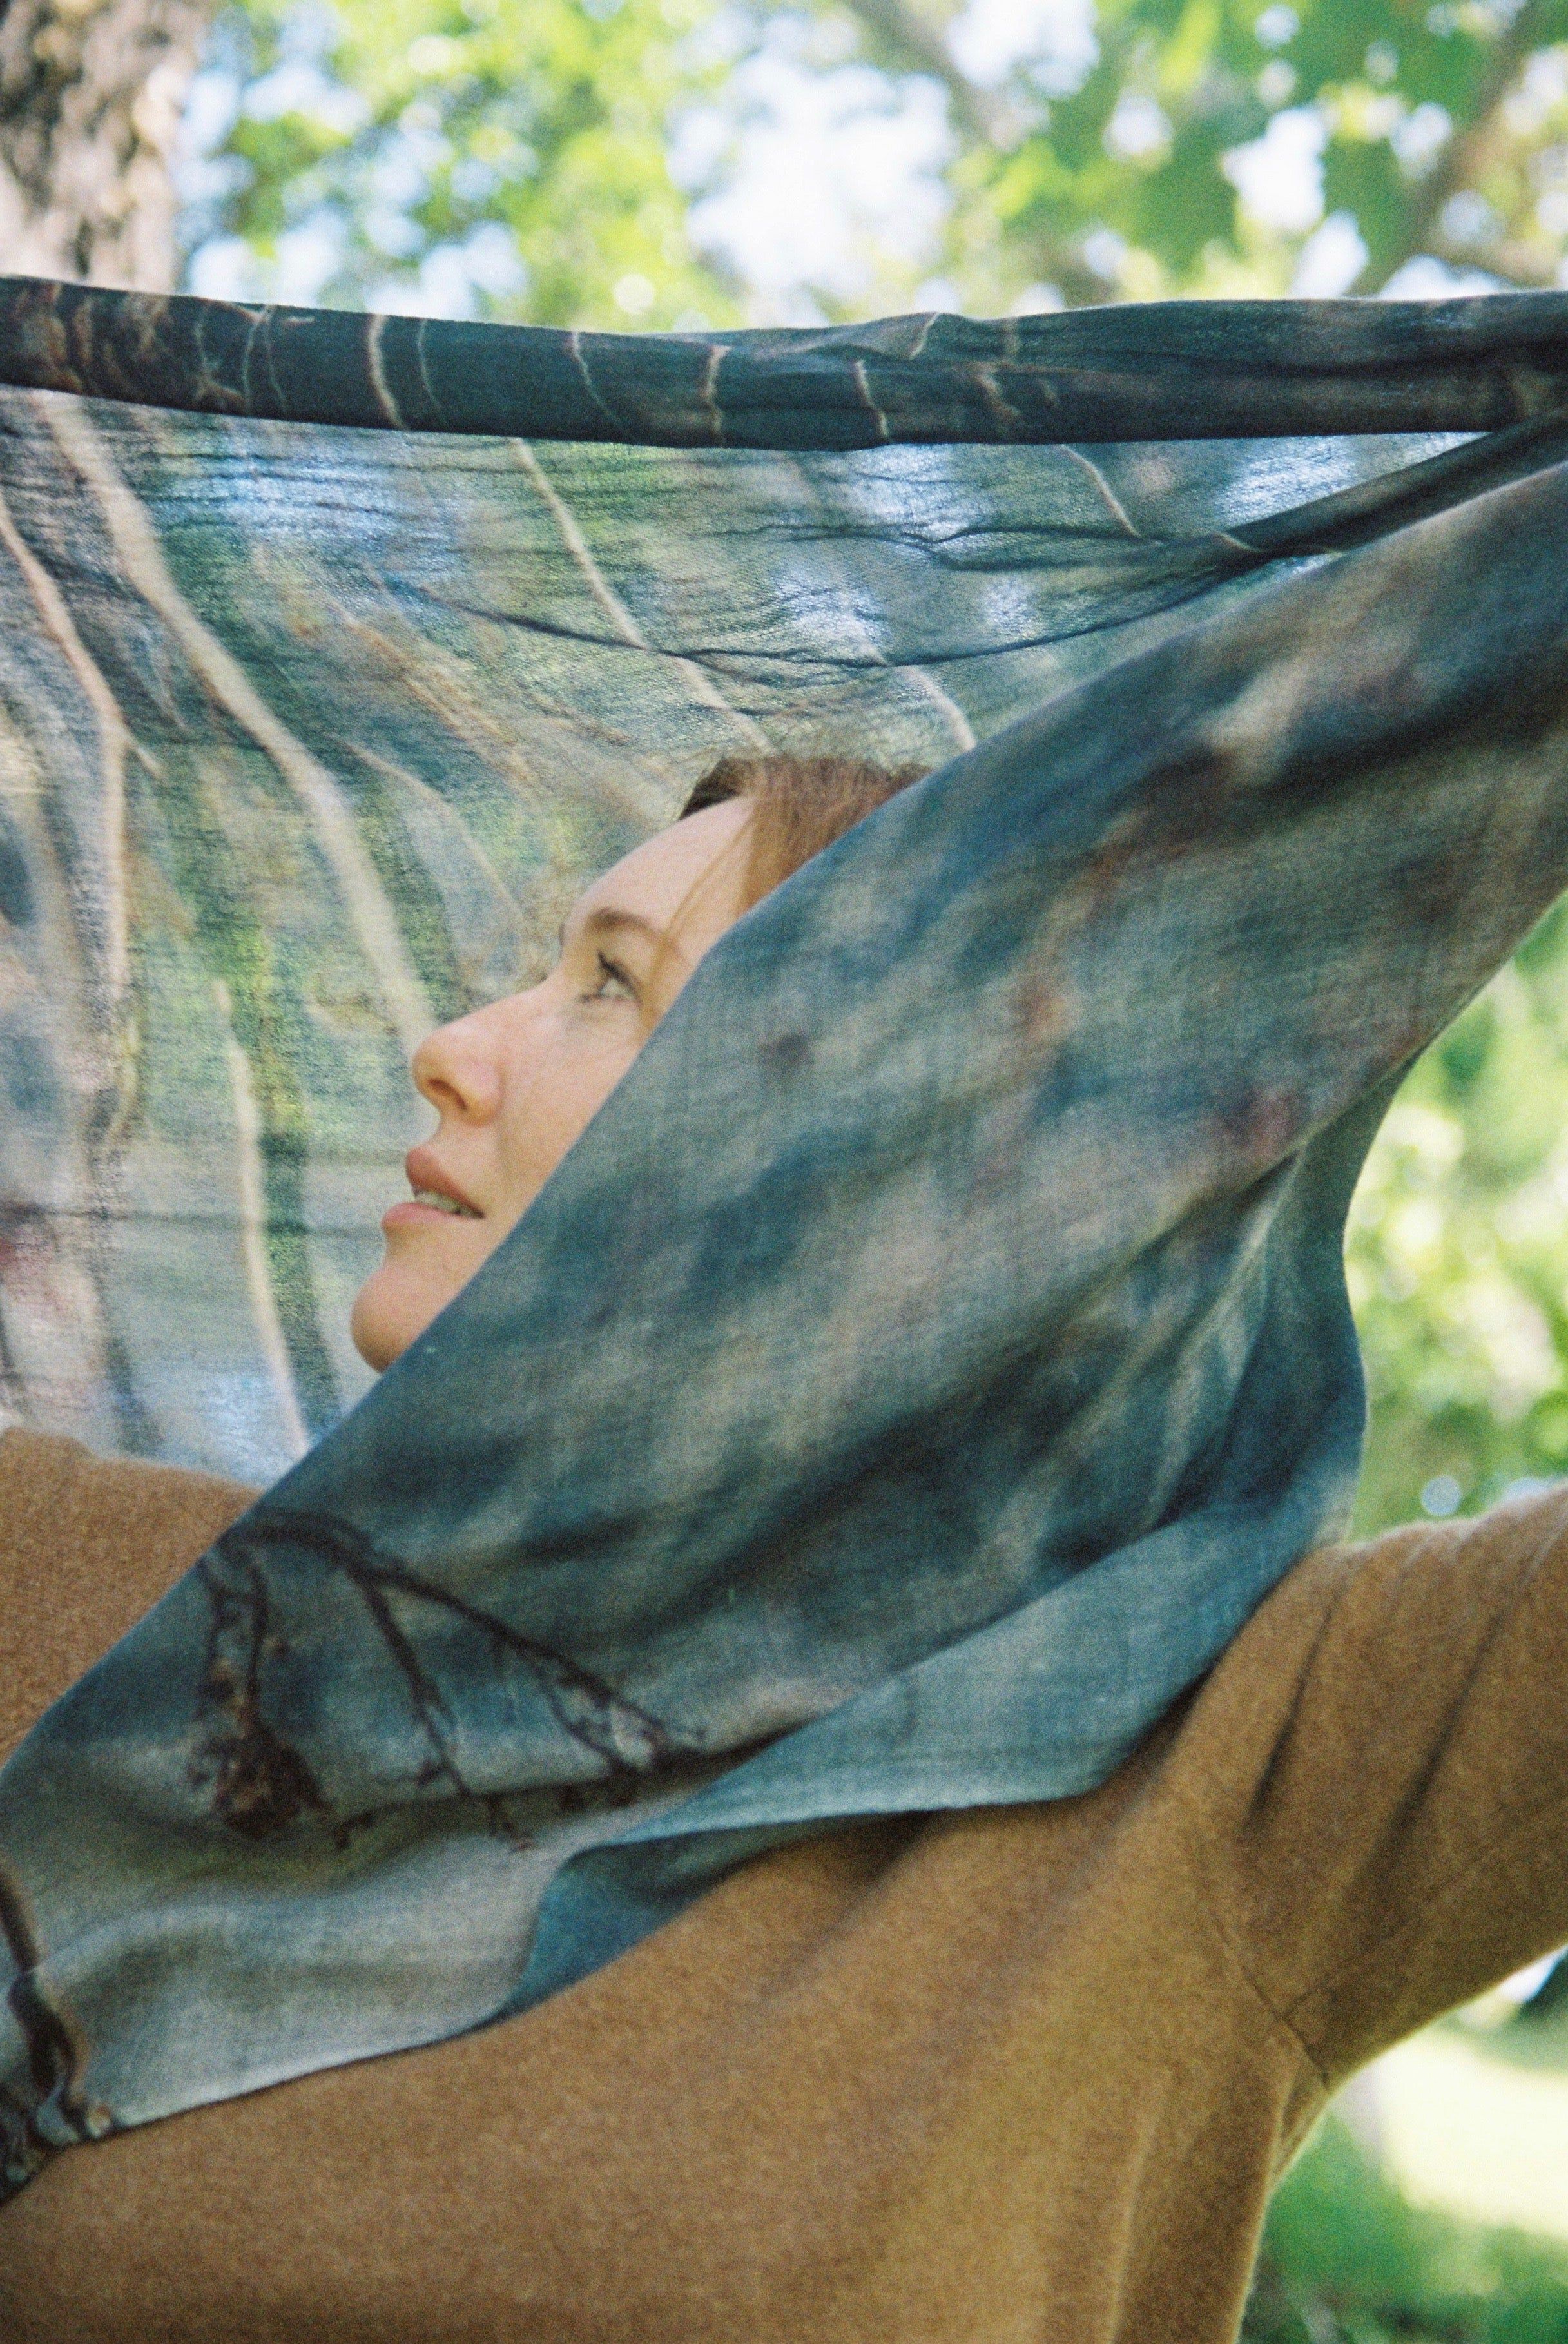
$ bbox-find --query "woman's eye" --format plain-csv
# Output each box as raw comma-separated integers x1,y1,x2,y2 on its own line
585,951,638,1004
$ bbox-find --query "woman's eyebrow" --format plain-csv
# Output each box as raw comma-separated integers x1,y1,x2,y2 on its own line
571,905,691,967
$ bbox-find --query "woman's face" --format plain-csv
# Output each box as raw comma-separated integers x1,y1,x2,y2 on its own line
350,797,754,1371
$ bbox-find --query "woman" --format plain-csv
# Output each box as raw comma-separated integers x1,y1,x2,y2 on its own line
1,750,1567,2344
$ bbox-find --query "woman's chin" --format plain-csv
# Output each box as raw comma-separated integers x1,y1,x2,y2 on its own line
350,1264,443,1373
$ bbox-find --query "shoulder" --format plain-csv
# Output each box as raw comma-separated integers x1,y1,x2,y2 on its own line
0,1426,256,1586
1171,1480,1568,1821
0,1428,256,1764
1156,1480,1568,2071
1231,1480,1568,1723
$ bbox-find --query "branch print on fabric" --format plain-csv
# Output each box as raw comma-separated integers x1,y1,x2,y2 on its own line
191,1513,689,1845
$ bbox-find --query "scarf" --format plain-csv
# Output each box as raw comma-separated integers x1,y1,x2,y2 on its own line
4,278,1568,2192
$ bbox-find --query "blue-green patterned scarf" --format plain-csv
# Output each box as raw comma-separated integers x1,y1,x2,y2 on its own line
4,280,1568,2193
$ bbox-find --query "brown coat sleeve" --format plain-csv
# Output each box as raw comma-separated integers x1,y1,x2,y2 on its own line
1172,1485,1568,2085
0,1429,256,1764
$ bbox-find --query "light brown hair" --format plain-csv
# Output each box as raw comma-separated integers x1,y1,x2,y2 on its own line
681,753,930,910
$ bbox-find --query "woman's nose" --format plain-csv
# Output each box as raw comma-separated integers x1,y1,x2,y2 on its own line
411,1002,512,1125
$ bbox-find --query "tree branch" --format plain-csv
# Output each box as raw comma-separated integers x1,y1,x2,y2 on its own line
834,0,1115,306
1354,0,1560,295
835,0,1013,152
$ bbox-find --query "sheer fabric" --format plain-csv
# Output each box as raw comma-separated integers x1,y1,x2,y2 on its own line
3,277,1568,2193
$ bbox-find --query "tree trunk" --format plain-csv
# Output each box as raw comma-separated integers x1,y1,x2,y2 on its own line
0,0,209,291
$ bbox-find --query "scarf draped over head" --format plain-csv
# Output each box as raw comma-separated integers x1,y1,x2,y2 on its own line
5,280,1568,2191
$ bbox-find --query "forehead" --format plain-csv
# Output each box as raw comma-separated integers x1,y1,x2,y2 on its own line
573,798,752,932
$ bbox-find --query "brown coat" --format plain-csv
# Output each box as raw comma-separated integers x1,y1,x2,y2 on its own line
1,1425,1565,2344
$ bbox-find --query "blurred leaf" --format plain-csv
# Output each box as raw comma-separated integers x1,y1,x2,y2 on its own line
182,0,739,325
1349,902,1568,1535
1246,2116,1568,2341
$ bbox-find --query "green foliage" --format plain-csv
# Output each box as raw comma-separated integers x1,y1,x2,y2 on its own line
182,0,1568,323
869,0,1568,307
1244,2116,1568,2342
1350,903,1568,1536
184,0,740,325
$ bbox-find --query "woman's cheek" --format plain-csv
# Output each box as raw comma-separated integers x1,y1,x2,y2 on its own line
501,1036,640,1210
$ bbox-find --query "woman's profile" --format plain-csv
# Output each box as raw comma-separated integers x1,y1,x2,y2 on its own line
1,748,1566,2344
349,757,881,1373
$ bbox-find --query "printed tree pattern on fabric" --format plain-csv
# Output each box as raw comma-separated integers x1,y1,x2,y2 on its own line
6,276,1568,1483
13,276,1568,442
5,278,1568,2200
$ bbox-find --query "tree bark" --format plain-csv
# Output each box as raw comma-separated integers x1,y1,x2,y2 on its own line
0,0,209,291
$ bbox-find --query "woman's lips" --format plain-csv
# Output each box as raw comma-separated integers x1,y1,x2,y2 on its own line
385,1146,485,1233
382,1198,485,1232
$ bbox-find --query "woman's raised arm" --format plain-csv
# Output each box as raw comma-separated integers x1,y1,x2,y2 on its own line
1171,1484,1568,2088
